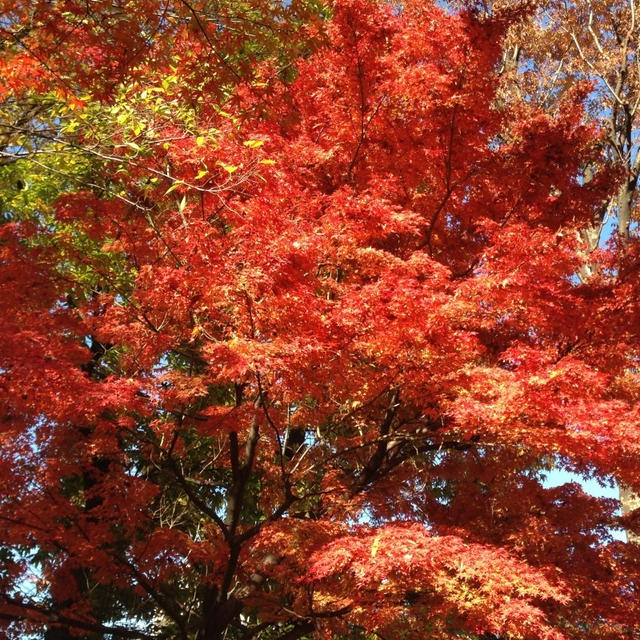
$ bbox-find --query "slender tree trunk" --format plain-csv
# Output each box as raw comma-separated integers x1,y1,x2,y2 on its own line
620,485,640,544
617,178,636,239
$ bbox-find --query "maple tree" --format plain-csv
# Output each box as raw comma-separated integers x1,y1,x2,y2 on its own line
457,0,640,521
2,1,640,639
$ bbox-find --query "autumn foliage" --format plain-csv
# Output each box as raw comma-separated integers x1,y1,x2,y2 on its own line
1,1,640,639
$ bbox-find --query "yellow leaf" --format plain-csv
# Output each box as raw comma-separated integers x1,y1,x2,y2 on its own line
165,181,183,195
218,162,239,174
243,139,264,148
259,159,276,165
371,533,382,557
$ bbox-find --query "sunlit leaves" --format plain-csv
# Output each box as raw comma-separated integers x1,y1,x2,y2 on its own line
1,2,640,640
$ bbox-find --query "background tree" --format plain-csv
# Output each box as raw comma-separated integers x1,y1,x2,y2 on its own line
2,2,640,640
451,0,640,530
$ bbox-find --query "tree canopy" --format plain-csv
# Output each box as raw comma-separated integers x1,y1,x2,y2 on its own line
1,1,640,639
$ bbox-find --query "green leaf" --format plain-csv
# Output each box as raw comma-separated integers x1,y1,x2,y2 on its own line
165,181,183,195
